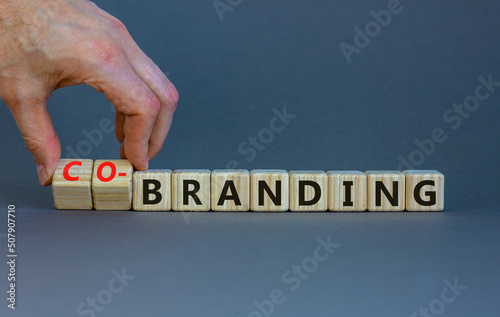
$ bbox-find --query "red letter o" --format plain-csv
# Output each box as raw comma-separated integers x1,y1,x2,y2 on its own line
97,162,116,182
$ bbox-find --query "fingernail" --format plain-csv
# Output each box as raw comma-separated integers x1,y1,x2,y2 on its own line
144,156,149,170
36,164,50,186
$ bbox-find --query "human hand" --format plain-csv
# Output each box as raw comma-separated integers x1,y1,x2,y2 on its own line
0,0,178,185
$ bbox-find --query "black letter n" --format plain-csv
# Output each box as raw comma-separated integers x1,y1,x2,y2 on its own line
258,180,281,206
375,181,398,206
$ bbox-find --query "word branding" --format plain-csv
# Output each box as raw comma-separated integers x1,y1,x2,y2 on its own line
52,160,444,212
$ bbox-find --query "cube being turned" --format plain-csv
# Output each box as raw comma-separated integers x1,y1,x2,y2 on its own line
133,170,172,211
92,160,133,210
327,171,366,211
403,170,444,211
52,159,94,210
211,170,250,211
250,170,289,212
366,171,405,211
172,170,211,211
289,171,328,211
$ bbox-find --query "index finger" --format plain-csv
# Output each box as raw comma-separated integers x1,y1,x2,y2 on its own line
85,61,160,170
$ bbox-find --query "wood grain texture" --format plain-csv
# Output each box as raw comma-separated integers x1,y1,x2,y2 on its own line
92,160,133,210
211,170,250,211
133,170,172,211
172,170,211,211
403,170,444,211
289,171,327,211
327,171,366,211
366,171,405,211
52,159,94,210
250,170,289,212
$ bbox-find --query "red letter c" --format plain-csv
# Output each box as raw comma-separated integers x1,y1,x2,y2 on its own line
63,161,82,181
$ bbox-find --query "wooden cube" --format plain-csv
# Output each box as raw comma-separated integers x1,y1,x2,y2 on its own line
366,171,405,211
250,170,289,212
52,159,94,210
327,171,366,211
289,171,327,211
172,170,211,211
403,170,444,211
92,160,133,210
133,170,172,211
211,170,250,211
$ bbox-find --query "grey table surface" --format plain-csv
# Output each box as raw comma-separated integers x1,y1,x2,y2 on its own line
0,1,499,316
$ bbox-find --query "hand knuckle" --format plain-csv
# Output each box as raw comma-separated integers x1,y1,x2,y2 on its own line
143,91,161,115
161,84,179,111
108,17,128,34
89,38,123,66
22,135,44,153
168,85,179,104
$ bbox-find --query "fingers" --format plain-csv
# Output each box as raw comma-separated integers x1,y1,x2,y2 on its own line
115,110,125,143
121,41,179,159
3,90,61,186
84,57,161,171
79,7,178,162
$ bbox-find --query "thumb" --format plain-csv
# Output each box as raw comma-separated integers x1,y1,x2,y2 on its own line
5,94,61,186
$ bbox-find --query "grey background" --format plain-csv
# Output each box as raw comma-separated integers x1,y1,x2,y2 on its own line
1,0,499,316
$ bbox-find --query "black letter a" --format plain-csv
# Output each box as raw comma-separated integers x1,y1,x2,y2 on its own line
218,180,242,206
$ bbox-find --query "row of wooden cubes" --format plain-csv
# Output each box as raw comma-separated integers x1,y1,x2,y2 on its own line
52,159,444,211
